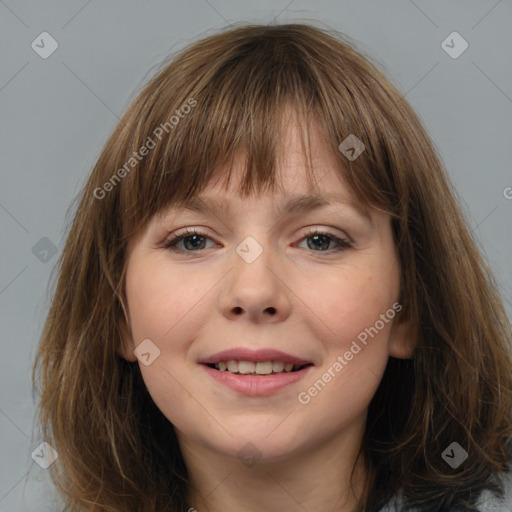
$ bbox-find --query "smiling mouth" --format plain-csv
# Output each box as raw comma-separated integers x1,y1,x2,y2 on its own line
204,360,314,375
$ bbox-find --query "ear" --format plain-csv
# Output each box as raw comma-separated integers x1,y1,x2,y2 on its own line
117,315,138,362
388,314,417,359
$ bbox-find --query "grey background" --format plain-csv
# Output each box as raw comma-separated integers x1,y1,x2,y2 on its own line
1,0,511,509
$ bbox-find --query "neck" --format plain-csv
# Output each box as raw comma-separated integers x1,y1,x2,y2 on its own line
180,417,368,512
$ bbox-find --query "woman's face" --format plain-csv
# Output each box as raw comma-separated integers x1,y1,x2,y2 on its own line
118,117,414,468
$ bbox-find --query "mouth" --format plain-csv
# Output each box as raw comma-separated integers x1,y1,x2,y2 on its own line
203,360,314,376
198,348,315,395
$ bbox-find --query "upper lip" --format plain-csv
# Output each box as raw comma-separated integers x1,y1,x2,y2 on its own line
198,348,313,366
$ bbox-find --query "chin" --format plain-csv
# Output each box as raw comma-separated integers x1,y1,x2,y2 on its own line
213,431,306,464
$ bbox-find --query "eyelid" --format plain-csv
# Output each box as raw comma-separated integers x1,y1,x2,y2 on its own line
162,227,217,248
301,226,352,245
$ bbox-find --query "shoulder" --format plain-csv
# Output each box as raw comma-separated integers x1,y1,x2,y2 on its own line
377,470,512,512
475,468,512,511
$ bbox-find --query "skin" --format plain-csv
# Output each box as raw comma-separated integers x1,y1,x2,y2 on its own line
118,114,416,512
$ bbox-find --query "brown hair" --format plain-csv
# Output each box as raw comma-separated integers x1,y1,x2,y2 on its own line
32,22,512,511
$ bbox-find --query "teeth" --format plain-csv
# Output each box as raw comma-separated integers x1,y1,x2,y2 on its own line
227,360,238,372
213,360,307,375
272,361,284,372
255,361,273,374
238,361,255,374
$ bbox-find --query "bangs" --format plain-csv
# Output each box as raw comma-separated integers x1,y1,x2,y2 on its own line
113,24,404,242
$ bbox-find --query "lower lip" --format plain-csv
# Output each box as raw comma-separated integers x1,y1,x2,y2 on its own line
201,364,313,396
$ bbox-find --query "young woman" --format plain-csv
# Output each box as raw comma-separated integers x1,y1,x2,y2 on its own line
33,23,512,511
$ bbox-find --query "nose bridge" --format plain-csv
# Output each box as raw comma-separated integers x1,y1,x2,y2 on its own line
221,229,290,322
233,231,276,295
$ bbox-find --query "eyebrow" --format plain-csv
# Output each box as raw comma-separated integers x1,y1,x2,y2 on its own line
177,193,372,225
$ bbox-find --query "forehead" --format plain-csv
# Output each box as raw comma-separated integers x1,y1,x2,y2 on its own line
190,117,345,200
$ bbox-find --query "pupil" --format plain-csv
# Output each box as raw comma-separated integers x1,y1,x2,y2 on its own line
309,234,329,251
185,235,205,250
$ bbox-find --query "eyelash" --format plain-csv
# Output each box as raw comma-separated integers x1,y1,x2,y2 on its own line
162,228,352,254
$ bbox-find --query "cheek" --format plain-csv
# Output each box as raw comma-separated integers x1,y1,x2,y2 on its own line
294,274,397,432
124,259,211,430
296,259,400,345
125,256,209,342
296,349,387,444
293,260,399,426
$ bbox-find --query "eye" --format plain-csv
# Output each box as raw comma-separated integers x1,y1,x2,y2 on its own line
296,228,352,252
162,227,352,253
163,228,216,252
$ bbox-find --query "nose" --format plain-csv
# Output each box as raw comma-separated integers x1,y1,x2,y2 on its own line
220,240,292,323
